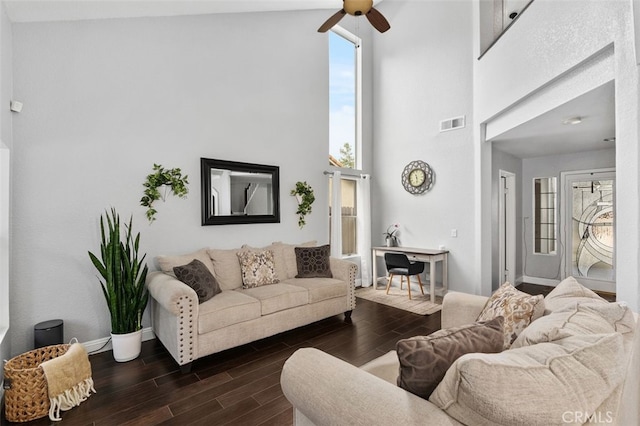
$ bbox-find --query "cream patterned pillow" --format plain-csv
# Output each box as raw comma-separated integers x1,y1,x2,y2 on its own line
236,250,279,289
476,282,544,348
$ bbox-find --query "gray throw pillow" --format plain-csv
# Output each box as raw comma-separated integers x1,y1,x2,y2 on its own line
396,316,504,399
173,259,221,304
294,244,333,278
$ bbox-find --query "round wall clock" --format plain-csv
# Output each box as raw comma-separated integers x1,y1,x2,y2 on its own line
401,160,434,194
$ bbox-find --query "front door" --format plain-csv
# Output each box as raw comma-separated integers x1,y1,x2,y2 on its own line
562,169,615,293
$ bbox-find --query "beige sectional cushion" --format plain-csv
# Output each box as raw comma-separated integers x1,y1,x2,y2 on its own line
430,333,626,426
207,247,243,291
197,290,261,334
236,249,279,288
283,278,346,303
238,283,309,315
544,276,608,313
157,249,216,278
513,301,634,348
477,282,544,348
396,316,504,399
272,241,317,279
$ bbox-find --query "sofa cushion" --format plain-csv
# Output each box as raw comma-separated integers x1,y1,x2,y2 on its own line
237,283,309,315
237,249,279,288
198,290,261,334
396,316,504,399
242,243,287,283
207,247,243,291
173,259,221,304
295,245,333,278
544,276,608,313
272,241,317,279
512,301,634,348
476,282,544,348
157,249,216,278
283,277,346,303
430,333,626,426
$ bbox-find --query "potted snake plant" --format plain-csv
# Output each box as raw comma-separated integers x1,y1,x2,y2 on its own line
88,208,149,362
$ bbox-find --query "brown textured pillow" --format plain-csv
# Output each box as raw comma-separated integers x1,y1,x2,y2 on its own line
173,259,221,304
295,244,332,278
396,316,504,399
477,282,544,348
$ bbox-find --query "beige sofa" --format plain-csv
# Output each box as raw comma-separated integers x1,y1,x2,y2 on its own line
146,242,358,372
281,280,640,426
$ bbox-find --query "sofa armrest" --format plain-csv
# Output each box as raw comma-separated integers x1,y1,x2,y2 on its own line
281,348,463,426
441,291,488,329
146,271,198,367
330,257,358,311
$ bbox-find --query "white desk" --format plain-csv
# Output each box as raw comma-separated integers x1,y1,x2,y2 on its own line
372,246,449,303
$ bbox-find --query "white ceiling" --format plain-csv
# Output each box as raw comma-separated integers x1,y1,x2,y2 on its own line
490,81,615,159
3,0,363,23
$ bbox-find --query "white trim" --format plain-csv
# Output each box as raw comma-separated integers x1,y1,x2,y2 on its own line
522,275,560,287
82,327,155,354
499,170,516,286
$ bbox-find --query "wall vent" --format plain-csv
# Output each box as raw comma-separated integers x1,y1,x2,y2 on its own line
439,115,466,132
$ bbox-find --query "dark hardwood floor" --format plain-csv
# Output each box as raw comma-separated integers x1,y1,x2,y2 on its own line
2,298,441,426
3,283,613,425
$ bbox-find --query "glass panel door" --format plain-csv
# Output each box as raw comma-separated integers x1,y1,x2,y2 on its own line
564,171,615,292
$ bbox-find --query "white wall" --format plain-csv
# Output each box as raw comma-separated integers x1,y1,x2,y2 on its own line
372,1,476,293
0,1,12,385
521,148,616,282
475,0,640,310
9,10,334,355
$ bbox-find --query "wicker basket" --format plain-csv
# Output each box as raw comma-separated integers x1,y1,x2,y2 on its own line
3,344,70,423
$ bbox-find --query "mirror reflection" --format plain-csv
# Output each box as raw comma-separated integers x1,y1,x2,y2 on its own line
201,158,280,225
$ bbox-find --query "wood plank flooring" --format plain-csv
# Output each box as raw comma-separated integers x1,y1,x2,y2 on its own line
3,283,607,425
2,298,441,426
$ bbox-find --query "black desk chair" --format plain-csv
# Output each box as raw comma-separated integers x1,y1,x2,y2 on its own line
384,253,425,300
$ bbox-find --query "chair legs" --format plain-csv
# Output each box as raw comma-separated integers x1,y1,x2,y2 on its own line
386,273,424,300
385,273,394,294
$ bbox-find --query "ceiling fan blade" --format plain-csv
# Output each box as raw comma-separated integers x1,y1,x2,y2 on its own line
366,7,390,33
318,9,347,32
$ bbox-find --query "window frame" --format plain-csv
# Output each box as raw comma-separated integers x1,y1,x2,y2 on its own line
330,26,363,171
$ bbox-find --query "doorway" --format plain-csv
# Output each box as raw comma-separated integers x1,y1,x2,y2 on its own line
499,170,516,287
561,169,615,293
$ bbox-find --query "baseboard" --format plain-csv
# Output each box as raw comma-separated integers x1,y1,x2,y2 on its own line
522,275,561,287
82,327,156,355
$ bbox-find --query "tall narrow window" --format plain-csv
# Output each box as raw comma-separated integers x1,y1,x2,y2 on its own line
329,177,358,256
329,27,361,169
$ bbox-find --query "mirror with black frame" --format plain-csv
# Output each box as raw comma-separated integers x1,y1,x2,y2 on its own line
201,158,280,225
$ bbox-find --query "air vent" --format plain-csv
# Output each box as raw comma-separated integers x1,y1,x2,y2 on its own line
439,116,466,132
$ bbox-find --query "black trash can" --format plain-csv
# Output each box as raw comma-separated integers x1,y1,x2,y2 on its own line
34,319,64,348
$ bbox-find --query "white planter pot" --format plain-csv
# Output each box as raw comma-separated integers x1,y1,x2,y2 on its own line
111,329,142,362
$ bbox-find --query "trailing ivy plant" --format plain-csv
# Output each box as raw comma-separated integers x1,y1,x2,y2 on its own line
291,181,315,228
140,164,189,222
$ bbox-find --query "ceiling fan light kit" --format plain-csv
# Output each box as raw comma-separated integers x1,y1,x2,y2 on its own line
318,0,390,33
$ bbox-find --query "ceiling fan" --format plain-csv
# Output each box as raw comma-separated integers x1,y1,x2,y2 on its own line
318,0,390,33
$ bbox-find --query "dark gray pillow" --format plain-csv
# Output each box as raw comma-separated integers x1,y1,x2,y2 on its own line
396,316,504,399
173,259,221,304
294,244,332,278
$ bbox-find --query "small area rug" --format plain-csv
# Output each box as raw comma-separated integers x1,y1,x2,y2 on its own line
356,286,442,315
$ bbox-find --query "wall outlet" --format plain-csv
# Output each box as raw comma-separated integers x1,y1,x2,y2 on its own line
451,229,457,238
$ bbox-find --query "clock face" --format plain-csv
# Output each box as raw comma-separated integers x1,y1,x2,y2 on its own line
409,169,426,187
401,160,434,194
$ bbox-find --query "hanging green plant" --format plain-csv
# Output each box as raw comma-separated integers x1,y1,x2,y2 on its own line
141,164,189,222
291,181,315,228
